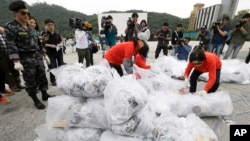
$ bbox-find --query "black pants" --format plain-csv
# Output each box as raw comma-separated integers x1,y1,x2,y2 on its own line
245,48,250,64
109,63,123,76
155,45,169,59
189,69,221,93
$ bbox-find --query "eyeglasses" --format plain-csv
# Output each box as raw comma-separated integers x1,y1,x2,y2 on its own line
20,11,30,16
192,61,203,66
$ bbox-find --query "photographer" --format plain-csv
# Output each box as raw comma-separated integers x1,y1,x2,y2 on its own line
208,15,230,56
223,13,250,60
75,21,91,68
195,25,210,50
154,22,172,58
124,12,141,41
100,15,117,49
174,37,192,61
171,24,183,55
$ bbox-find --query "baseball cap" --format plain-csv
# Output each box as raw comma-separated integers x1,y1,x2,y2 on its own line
137,32,148,43
9,0,27,12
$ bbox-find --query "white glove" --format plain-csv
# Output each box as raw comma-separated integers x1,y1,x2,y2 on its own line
14,61,24,71
44,55,50,65
184,78,190,87
194,90,207,96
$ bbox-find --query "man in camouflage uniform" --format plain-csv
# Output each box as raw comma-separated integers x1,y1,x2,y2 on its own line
4,0,54,109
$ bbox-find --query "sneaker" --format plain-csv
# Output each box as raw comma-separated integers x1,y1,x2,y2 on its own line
10,86,21,92
0,96,11,104
4,89,15,95
51,81,57,86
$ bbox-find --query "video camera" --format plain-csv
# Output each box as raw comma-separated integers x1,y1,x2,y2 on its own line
69,17,84,29
127,17,135,29
235,19,247,28
101,16,112,29
212,18,221,29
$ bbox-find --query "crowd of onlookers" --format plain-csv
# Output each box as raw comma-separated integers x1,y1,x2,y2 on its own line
1,0,250,108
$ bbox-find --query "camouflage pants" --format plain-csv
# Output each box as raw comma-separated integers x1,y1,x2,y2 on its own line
19,52,48,95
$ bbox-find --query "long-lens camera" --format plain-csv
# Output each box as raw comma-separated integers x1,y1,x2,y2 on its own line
235,19,246,28
212,18,221,29
127,17,135,29
101,16,112,29
69,17,84,29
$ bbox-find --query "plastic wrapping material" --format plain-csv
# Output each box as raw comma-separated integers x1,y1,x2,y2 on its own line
104,75,148,125
100,130,143,141
35,124,103,141
111,108,155,137
46,95,108,129
55,65,114,97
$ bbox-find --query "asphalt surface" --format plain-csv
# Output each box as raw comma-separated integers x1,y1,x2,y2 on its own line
0,41,250,141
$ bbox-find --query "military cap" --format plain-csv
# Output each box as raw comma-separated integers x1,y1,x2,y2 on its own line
9,0,27,11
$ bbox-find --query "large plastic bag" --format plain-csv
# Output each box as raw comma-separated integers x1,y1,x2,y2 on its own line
100,130,143,141
147,91,233,117
55,65,115,97
153,56,187,78
35,124,103,141
178,114,218,141
104,75,148,125
46,95,108,129
111,107,155,137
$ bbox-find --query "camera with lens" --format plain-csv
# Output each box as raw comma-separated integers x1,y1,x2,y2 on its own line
177,39,185,46
127,17,135,29
212,18,221,29
235,19,246,28
101,16,112,29
69,17,84,29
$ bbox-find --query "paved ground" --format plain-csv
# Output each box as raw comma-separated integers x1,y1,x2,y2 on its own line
0,41,250,141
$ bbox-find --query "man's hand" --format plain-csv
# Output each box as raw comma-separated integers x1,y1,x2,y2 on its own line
44,55,50,65
14,61,24,71
194,90,207,96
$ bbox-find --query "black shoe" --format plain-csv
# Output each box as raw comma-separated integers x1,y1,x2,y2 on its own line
245,55,250,64
34,100,45,109
30,94,45,109
41,90,55,101
51,81,57,86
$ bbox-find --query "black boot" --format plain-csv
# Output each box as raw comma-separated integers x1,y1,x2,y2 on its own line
30,94,45,109
41,90,55,101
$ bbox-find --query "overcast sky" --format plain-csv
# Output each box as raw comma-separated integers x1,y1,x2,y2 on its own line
25,0,249,18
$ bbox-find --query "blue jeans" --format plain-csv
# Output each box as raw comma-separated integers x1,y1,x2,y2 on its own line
223,43,243,59
208,43,224,56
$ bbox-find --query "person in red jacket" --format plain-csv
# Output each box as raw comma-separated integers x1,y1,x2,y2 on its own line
104,32,148,76
184,47,222,96
135,43,151,69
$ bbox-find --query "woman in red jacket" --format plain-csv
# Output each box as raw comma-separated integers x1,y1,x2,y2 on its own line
184,47,222,96
104,32,148,76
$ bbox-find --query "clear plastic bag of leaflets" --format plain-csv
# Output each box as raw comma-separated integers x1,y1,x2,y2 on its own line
46,95,109,129
104,75,148,125
35,124,103,141
177,91,233,117
53,64,115,97
133,64,186,95
110,107,155,137
178,114,218,141
153,56,187,78
100,130,143,141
